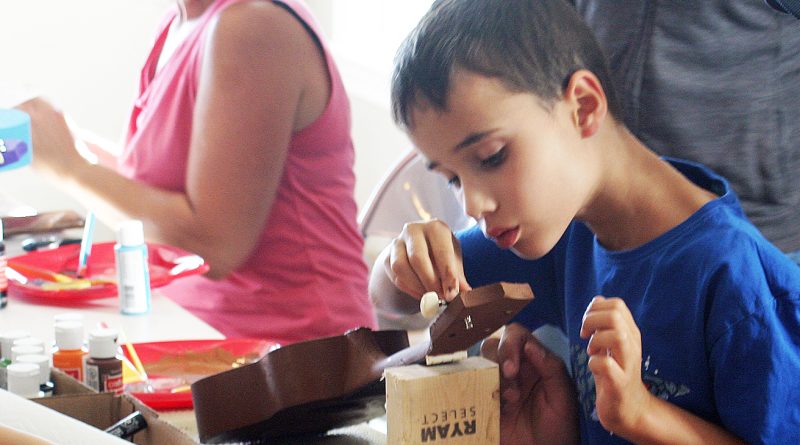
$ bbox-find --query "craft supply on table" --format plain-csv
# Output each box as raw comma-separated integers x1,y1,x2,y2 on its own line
104,411,148,439
0,330,30,390
16,353,52,396
7,362,40,398
76,211,95,278
121,338,275,410
21,235,82,252
115,220,151,315
85,328,123,394
52,321,87,382
0,108,32,173
7,241,207,301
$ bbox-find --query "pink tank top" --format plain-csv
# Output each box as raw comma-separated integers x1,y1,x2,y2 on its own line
119,0,376,344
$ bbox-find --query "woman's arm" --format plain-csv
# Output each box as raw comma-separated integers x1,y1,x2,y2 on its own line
21,2,326,278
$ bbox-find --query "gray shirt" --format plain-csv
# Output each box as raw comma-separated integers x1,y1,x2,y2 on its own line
573,0,800,252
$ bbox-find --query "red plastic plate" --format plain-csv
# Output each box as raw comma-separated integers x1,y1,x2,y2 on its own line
122,338,277,410
7,242,209,301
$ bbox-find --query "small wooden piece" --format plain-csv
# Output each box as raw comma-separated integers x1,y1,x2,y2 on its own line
385,356,500,445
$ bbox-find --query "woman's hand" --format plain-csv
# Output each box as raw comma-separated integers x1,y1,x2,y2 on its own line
481,323,579,445
384,219,472,301
16,97,87,178
580,296,651,436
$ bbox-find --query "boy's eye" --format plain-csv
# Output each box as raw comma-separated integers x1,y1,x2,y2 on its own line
480,147,507,169
447,175,462,189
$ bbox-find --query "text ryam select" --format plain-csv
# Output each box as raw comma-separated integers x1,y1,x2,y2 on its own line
419,406,477,442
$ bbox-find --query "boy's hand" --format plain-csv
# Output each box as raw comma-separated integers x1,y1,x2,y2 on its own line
580,296,652,436
384,219,472,301
481,323,579,445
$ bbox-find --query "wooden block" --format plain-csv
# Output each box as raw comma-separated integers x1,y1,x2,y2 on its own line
385,356,499,445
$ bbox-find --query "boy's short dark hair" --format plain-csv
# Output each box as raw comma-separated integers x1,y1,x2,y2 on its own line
391,0,622,128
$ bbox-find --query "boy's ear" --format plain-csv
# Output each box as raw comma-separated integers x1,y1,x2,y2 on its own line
564,70,608,138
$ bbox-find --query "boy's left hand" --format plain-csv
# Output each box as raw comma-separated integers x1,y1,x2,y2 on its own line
580,296,652,437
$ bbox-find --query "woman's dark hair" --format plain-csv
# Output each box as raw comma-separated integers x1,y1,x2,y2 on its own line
391,0,621,128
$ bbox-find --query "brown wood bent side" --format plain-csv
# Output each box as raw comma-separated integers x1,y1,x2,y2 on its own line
191,282,533,443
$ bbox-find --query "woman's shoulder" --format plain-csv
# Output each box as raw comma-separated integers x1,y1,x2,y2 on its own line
211,0,315,60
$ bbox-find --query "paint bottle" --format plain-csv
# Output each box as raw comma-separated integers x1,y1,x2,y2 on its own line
0,329,29,390
85,328,123,394
7,363,40,398
115,220,151,315
53,321,86,382
0,329,29,361
11,345,44,362
16,353,52,397
13,336,46,354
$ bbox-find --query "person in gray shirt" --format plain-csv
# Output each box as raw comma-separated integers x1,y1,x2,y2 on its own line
571,1,800,263
767,0,800,18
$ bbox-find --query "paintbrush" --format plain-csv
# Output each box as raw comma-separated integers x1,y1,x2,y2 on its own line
76,211,95,278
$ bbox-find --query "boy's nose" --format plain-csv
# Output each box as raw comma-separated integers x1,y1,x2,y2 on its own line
462,185,495,221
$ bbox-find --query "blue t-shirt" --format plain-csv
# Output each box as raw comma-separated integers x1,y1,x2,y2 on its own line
458,158,800,444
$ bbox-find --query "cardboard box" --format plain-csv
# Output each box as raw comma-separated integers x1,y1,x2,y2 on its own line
32,369,386,444
32,369,197,445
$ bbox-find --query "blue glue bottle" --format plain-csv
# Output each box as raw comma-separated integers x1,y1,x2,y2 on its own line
115,220,151,315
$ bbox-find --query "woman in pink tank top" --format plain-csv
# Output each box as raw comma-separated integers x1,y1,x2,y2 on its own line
19,0,376,344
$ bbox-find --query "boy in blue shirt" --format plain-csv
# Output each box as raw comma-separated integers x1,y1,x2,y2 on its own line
370,0,800,443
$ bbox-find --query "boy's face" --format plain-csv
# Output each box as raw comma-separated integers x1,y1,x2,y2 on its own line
409,70,598,259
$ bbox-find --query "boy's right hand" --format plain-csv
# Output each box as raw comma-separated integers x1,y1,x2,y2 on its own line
384,219,472,301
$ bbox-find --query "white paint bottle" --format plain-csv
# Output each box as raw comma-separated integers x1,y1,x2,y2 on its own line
115,220,151,315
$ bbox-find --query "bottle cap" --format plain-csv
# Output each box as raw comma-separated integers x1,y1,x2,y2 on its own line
117,220,145,246
0,330,30,360
54,321,84,350
16,354,50,385
13,336,46,354
11,345,44,362
88,328,119,359
7,363,41,398
53,312,84,324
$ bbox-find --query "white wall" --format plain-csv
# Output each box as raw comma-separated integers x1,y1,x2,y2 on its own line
0,0,413,215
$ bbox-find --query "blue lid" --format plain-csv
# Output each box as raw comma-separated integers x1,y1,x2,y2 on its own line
0,108,32,172
0,109,30,128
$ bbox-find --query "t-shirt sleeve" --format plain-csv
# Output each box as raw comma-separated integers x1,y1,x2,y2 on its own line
456,226,564,330
707,265,800,444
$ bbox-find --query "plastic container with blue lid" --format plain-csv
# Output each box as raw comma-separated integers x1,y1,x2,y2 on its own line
0,108,32,172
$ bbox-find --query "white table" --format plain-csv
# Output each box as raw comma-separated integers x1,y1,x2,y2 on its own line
0,292,223,345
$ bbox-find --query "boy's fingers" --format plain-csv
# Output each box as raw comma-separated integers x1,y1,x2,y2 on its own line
427,224,464,300
404,231,441,293
522,337,567,381
480,337,500,363
497,324,531,379
580,307,628,338
452,236,473,294
587,354,625,382
387,239,427,298
482,337,523,407
587,330,641,372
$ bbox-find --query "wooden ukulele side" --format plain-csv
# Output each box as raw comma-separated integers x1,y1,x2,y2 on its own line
191,282,534,443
